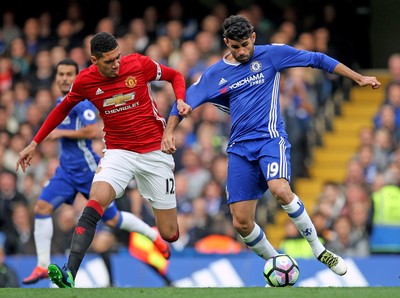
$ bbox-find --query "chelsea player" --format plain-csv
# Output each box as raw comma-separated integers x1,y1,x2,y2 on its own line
23,58,170,285
164,15,381,276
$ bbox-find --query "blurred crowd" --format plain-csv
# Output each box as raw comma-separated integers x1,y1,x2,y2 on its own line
0,0,398,270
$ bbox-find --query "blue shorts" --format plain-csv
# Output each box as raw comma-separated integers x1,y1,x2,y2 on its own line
226,137,291,204
38,166,117,222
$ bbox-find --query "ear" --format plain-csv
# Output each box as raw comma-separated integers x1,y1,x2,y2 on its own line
251,32,256,43
90,55,97,65
223,37,229,47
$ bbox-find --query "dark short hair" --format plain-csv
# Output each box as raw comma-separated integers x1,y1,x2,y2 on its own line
90,32,118,58
222,15,254,41
56,58,79,74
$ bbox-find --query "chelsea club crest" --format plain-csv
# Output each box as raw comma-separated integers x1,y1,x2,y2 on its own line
250,61,262,72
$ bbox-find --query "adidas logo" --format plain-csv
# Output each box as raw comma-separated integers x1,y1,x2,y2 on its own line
218,78,227,85
96,88,104,95
172,258,244,287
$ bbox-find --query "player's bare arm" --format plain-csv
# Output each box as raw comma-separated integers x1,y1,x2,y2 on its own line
161,115,180,154
333,63,381,89
16,141,38,173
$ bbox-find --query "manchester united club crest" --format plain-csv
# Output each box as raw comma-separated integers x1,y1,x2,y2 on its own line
125,76,137,88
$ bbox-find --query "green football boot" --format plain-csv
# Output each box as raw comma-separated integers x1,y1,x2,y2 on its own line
48,263,75,288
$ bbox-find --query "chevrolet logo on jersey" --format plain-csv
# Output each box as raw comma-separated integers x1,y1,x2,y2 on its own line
103,93,135,107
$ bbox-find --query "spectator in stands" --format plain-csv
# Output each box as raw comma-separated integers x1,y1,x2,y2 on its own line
142,6,159,42
0,170,29,254
22,18,50,58
95,17,116,35
3,133,26,172
370,169,400,253
178,148,211,200
198,14,223,55
37,12,54,44
174,172,191,214
192,121,222,168
372,128,394,172
0,237,19,287
358,126,374,147
314,181,346,227
14,122,34,145
27,49,54,95
386,53,400,83
348,199,372,246
202,179,229,218
127,18,150,54
0,56,13,93
341,183,371,219
326,214,370,257
107,0,125,37
49,45,68,70
353,144,379,188
1,10,21,48
12,80,34,123
0,104,18,135
186,197,213,246
69,47,90,71
5,202,35,255
179,40,208,83
375,81,400,128
9,37,31,81
343,158,366,186
34,87,55,117
25,104,44,135
51,204,76,255
374,104,400,147
20,172,40,204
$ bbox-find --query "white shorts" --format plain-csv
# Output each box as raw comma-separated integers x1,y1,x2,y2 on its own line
92,149,176,209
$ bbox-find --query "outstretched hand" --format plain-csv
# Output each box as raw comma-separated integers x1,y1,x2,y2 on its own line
359,76,381,89
15,142,37,173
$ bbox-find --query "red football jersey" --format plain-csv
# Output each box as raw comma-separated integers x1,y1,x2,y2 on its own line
34,54,185,153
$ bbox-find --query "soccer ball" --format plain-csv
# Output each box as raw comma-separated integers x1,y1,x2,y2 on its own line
263,254,300,287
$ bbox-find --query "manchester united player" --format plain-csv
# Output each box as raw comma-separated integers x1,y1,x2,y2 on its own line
16,32,191,288
22,58,172,285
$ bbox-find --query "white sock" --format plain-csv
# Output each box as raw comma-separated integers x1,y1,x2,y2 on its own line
34,217,53,268
281,194,325,257
119,211,157,241
240,223,278,260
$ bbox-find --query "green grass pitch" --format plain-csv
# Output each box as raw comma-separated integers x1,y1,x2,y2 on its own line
0,287,398,298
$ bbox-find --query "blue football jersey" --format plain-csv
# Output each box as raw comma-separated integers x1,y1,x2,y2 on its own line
170,44,339,150
56,97,100,181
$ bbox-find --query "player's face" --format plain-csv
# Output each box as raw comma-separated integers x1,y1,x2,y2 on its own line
55,65,77,96
92,47,122,78
224,32,256,64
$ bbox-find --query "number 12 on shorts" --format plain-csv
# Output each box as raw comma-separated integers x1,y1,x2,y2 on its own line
165,178,175,194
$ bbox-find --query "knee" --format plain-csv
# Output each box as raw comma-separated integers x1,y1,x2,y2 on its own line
232,216,252,234
105,216,119,228
269,180,294,205
160,228,179,243
34,200,53,215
